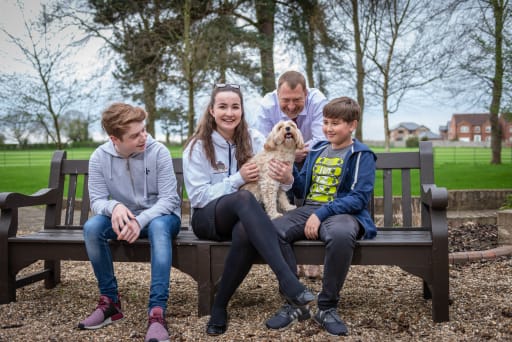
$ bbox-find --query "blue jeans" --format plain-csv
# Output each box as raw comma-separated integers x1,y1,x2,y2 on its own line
83,214,181,313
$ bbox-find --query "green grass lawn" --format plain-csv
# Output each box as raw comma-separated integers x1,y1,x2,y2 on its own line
0,146,511,196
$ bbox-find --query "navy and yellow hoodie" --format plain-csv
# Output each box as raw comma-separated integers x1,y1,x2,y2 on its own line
292,138,377,239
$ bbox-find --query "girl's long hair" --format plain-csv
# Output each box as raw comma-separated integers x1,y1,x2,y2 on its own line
184,86,253,168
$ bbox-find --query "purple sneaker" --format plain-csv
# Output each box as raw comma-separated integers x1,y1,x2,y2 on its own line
78,295,124,330
145,306,169,342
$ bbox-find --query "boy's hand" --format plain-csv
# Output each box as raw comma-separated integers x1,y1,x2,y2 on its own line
304,214,320,240
117,218,141,243
112,204,138,241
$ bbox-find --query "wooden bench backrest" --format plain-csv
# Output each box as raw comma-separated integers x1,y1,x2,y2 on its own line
45,141,434,231
44,151,185,230
373,141,433,228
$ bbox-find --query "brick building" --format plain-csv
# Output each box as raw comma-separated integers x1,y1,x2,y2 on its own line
390,122,440,142
448,113,512,146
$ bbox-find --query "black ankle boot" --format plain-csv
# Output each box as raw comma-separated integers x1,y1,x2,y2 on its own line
206,307,228,336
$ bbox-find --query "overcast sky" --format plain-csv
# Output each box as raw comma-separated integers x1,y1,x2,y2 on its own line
0,0,487,142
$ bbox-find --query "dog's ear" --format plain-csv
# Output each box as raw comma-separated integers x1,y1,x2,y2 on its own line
264,123,281,150
264,135,277,151
295,128,305,149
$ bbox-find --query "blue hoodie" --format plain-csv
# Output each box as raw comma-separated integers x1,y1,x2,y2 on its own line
293,139,377,239
88,135,181,229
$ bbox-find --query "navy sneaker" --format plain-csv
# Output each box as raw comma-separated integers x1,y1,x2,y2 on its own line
265,304,311,330
313,308,348,336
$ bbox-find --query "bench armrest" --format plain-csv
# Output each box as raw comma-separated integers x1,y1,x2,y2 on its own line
0,188,59,238
0,188,59,209
421,184,448,210
421,184,449,264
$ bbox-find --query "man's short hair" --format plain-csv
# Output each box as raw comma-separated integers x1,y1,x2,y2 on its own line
101,103,147,139
277,70,307,91
323,97,360,122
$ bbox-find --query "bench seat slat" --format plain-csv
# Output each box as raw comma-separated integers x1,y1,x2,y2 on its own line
10,229,432,246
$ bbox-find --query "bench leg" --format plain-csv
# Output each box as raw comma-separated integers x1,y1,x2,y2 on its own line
0,267,16,304
197,281,214,316
423,280,432,299
44,260,61,289
431,265,450,322
196,245,213,316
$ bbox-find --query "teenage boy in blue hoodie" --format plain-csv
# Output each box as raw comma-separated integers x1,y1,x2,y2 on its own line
266,97,377,336
78,103,181,342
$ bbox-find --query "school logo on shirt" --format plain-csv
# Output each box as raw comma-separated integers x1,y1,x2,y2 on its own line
214,161,228,173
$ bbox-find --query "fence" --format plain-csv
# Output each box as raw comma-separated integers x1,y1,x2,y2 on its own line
0,146,511,167
433,146,512,165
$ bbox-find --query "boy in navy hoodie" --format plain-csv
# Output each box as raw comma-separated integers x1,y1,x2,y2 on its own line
78,103,181,342
266,97,377,336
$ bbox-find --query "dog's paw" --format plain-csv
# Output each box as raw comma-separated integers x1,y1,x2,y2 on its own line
280,204,296,212
268,212,283,219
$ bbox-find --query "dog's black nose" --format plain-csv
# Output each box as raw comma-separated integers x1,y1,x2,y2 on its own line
285,126,290,132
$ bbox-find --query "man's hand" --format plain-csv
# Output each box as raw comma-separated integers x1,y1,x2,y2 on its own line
112,204,140,243
295,144,309,163
304,213,321,240
268,159,293,184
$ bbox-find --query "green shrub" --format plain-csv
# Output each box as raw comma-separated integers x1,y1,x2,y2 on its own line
500,194,512,209
405,136,419,148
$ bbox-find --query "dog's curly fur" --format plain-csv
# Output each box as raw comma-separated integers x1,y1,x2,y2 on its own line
242,120,304,219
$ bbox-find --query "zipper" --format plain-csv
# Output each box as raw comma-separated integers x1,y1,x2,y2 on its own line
227,141,232,176
126,159,137,202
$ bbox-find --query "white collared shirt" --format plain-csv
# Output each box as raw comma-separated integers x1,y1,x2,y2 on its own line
254,88,328,146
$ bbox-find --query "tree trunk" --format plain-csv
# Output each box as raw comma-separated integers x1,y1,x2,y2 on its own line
187,78,195,138
383,94,390,152
351,0,365,142
255,0,276,94
305,16,315,87
142,77,157,137
183,0,195,137
490,0,504,164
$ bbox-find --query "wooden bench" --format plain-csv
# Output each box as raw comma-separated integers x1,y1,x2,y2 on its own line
0,141,449,322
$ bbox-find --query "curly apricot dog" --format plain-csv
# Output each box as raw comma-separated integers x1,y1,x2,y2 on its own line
242,120,304,219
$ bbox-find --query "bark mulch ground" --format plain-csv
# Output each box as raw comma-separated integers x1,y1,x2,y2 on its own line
0,211,510,341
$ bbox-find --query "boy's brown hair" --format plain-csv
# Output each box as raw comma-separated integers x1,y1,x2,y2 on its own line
101,103,147,139
323,96,360,122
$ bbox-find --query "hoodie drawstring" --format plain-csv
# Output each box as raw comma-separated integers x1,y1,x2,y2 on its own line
143,151,148,200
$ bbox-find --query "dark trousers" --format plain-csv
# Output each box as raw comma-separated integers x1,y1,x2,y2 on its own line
273,204,362,310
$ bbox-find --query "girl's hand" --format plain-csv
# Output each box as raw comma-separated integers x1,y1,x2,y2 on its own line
240,162,259,183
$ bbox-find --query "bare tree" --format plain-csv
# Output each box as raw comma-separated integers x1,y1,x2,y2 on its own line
452,0,510,164
0,109,35,146
0,4,86,149
365,0,452,150
330,0,375,141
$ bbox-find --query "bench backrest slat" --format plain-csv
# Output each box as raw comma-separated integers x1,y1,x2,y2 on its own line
80,174,90,225
65,173,78,225
382,169,393,226
401,168,412,226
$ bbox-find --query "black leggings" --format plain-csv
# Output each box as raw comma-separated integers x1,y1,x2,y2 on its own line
192,190,305,323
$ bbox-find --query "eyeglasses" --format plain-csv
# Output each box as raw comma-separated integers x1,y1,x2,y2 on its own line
215,83,240,89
